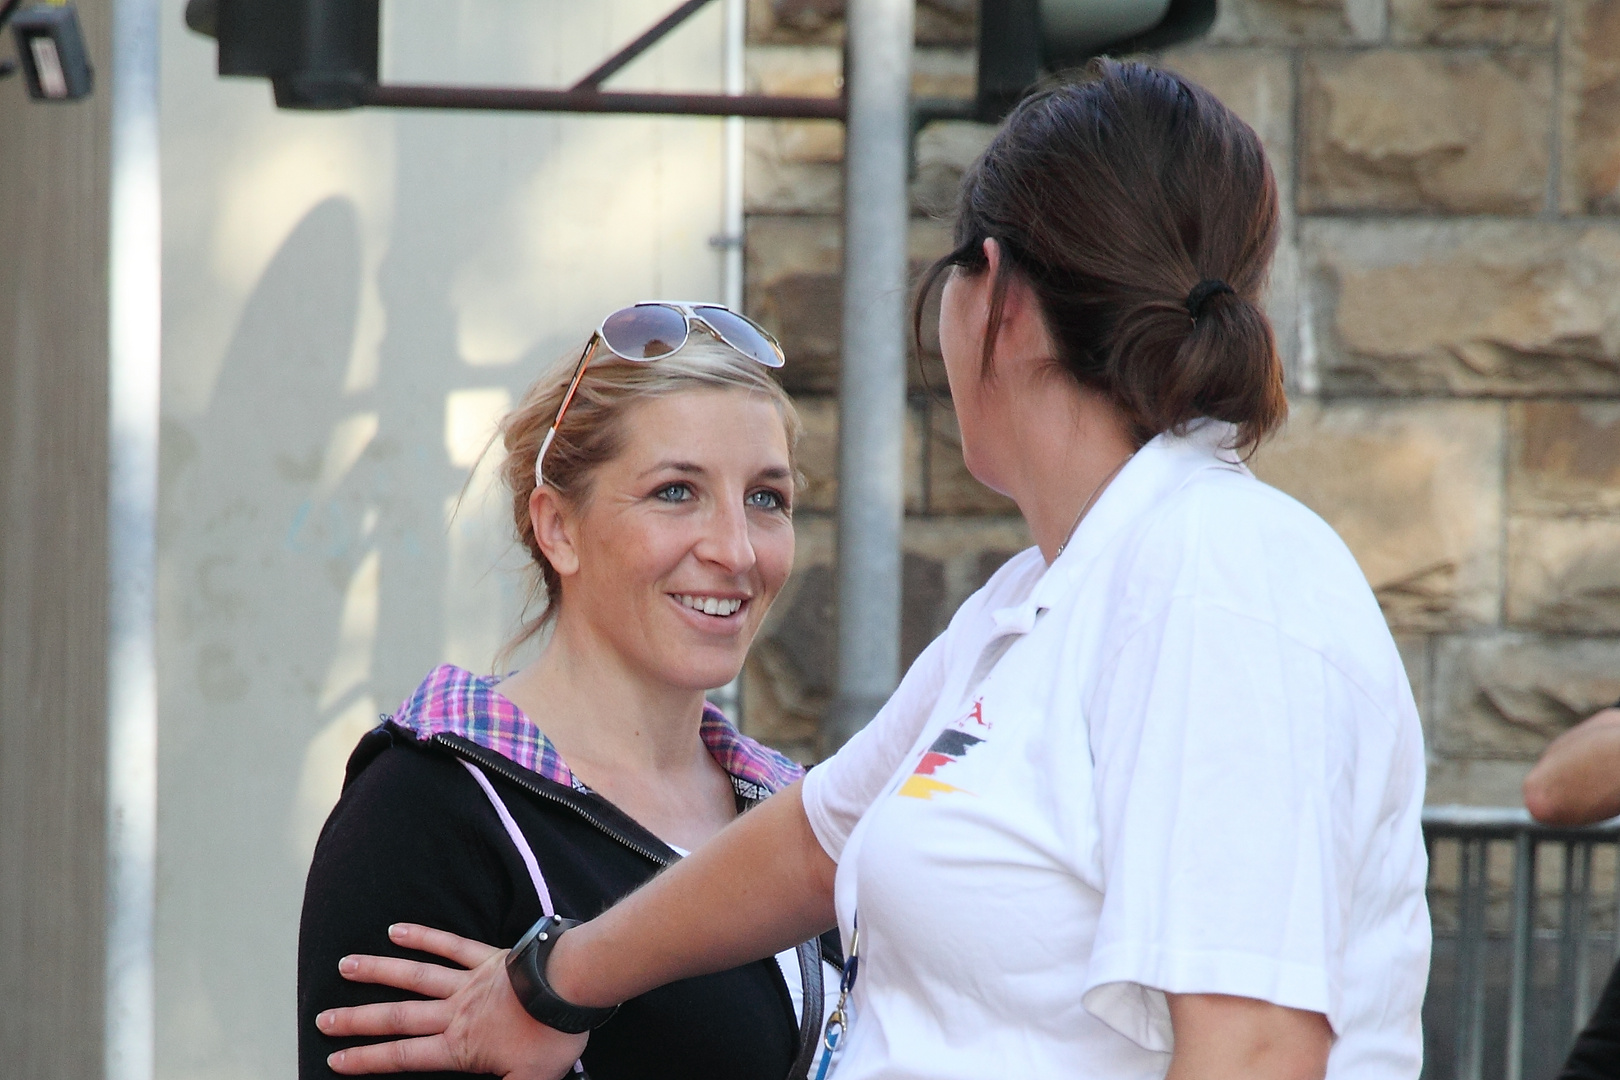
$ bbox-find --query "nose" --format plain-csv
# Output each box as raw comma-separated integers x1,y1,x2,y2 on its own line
696,495,756,576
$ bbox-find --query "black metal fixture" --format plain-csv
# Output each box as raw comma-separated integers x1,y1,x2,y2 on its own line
969,0,1220,123
185,0,1216,123
1,0,93,102
184,0,844,118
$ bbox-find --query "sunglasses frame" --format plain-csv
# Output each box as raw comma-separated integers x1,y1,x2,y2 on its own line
534,302,785,487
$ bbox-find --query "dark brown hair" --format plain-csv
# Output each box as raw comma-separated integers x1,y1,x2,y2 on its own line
915,58,1286,452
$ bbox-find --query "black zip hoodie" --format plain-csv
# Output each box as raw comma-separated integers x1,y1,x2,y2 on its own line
298,666,835,1080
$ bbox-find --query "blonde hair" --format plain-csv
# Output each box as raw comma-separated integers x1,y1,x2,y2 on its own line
496,332,801,656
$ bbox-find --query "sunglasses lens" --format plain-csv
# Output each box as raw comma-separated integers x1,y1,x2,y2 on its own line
601,304,690,360
694,306,785,368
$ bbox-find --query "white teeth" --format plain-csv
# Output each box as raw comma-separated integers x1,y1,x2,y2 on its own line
676,594,743,617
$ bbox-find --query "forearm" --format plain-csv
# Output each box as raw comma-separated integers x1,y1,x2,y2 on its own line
1525,709,1620,826
550,780,837,1008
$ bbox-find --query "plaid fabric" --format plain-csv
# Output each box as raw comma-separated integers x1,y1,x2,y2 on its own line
699,702,804,794
391,664,803,796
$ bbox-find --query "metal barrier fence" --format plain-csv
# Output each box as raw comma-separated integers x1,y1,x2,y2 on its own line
1424,806,1620,1080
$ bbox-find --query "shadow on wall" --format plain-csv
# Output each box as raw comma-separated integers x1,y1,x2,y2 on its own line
159,195,370,1071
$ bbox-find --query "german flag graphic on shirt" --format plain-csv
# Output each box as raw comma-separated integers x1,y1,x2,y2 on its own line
898,708,988,800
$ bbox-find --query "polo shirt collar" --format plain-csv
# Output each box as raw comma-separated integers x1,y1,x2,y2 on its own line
997,419,1248,627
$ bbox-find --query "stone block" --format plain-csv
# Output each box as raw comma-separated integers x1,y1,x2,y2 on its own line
1203,0,1364,46
1425,757,1536,806
1510,401,1620,516
747,43,842,97
746,215,843,391
924,402,1020,515
912,120,994,217
748,0,842,44
1302,220,1620,395
742,513,1030,755
1391,0,1554,45
747,0,975,46
747,214,958,394
1247,399,1504,632
1506,517,1620,632
746,123,843,214
1562,0,1620,212
744,46,843,214
912,45,975,98
1432,632,1620,760
1301,51,1551,214
745,47,975,215
791,394,926,513
1397,634,1432,729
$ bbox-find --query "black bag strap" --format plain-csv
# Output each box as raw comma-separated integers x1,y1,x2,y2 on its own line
787,936,826,1080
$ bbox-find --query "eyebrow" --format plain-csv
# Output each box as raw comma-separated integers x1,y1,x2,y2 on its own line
643,461,706,477
640,461,793,482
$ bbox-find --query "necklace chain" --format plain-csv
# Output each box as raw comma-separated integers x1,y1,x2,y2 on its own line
1054,453,1134,559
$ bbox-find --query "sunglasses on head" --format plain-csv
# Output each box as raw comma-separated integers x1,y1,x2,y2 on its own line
535,302,786,487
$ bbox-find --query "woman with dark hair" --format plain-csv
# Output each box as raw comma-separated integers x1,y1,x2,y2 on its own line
317,60,1430,1080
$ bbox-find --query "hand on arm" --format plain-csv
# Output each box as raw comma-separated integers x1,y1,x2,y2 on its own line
321,926,585,1079
1165,993,1331,1080
1524,707,1620,827
319,781,837,1075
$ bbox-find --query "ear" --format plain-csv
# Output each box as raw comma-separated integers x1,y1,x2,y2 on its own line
988,251,1054,370
529,484,581,579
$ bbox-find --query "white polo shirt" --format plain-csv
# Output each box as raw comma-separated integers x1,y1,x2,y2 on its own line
802,421,1430,1080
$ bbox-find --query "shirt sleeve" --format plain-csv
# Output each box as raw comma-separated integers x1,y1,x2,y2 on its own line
1079,592,1352,1052
801,629,951,862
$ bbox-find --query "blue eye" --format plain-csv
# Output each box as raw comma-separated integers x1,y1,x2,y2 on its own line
747,488,788,512
654,482,693,503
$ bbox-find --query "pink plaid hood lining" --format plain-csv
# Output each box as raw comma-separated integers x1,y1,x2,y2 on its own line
389,664,804,796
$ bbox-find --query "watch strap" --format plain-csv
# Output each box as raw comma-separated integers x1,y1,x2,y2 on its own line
506,916,619,1034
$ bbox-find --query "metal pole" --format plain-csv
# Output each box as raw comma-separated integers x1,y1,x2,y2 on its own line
1574,842,1595,1031
706,0,747,724
826,0,912,749
1506,832,1535,1080
720,0,746,312
106,0,162,1074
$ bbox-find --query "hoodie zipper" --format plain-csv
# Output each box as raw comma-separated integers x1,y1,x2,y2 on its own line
432,732,676,867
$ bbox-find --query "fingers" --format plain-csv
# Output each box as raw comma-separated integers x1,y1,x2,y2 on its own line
338,954,469,999
387,923,504,969
326,1035,455,1075
317,998,453,1038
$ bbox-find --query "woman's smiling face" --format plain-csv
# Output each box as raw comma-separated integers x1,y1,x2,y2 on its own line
542,387,796,693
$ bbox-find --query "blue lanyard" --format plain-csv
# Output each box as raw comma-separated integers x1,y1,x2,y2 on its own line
813,915,860,1080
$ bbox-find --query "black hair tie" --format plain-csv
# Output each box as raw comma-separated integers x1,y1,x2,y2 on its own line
1185,279,1235,321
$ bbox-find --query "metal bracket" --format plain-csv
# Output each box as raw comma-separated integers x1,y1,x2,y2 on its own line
361,0,848,119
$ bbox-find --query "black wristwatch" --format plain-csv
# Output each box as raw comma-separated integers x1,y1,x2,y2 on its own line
506,915,619,1034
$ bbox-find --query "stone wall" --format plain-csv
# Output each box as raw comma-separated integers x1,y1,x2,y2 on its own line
736,0,1620,805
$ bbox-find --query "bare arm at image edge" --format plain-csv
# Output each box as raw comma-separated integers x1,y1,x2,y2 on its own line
1165,994,1332,1080
1524,705,1620,827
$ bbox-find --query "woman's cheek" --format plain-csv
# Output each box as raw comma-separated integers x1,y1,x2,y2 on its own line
757,522,795,605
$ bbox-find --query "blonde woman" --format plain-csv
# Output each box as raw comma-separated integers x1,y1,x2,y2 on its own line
297,304,838,1080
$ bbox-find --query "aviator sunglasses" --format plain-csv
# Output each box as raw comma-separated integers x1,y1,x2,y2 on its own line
535,301,786,486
